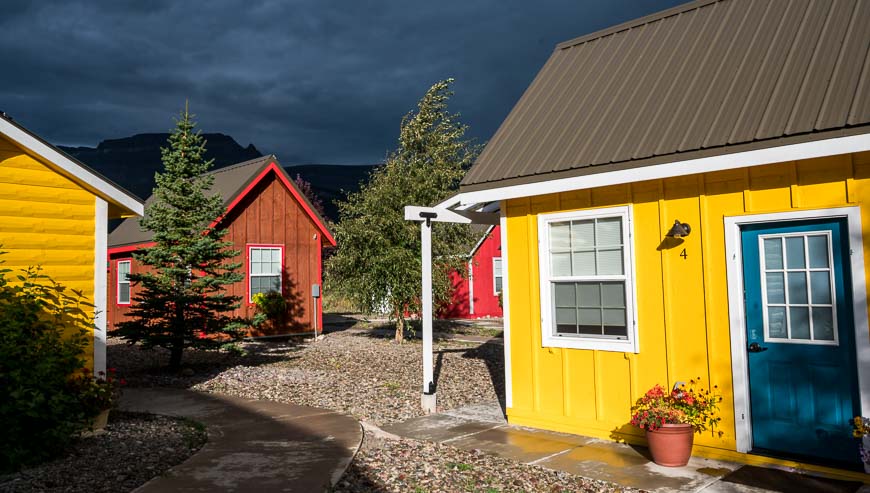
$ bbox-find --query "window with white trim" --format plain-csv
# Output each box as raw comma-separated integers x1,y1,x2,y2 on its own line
493,258,503,294
538,206,637,352
249,246,282,300
117,260,131,305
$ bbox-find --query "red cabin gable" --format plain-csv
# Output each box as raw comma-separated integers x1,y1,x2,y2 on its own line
440,225,503,319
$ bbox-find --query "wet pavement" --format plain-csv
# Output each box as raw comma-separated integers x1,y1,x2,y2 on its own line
383,401,869,492
121,388,363,493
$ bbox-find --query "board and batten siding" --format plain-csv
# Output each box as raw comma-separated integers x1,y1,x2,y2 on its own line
0,134,97,366
504,150,870,461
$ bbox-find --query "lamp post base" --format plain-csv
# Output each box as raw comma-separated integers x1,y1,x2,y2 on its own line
421,393,437,414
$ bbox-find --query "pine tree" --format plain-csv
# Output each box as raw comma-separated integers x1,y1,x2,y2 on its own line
326,79,477,343
113,104,247,369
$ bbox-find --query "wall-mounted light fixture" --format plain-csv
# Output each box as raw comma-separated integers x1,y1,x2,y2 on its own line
666,220,691,238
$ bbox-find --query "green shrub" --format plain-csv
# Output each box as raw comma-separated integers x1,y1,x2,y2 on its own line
0,262,100,472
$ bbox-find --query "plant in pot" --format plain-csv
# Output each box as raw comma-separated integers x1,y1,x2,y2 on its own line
630,379,723,467
71,367,123,431
252,291,288,332
852,416,870,472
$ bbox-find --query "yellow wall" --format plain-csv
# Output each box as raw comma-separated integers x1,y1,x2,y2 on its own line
505,151,870,458
0,135,97,366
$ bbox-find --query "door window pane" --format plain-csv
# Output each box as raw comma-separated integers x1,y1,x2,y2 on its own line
807,235,829,268
812,307,835,341
785,237,806,269
763,238,783,269
789,307,810,340
768,307,787,338
786,272,808,304
810,272,832,304
765,272,785,304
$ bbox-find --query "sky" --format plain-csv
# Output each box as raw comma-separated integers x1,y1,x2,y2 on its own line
0,0,682,165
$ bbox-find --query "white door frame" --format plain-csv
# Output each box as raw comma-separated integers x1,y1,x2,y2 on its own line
724,206,870,453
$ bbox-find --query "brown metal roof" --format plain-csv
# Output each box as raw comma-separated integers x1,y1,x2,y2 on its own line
461,0,870,191
108,155,333,247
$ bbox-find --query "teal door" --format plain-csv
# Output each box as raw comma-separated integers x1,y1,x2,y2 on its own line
742,218,860,467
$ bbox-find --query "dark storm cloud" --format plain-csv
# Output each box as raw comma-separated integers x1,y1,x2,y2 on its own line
0,0,682,165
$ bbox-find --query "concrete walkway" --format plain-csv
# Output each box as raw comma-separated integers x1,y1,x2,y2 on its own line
120,388,363,493
383,402,868,493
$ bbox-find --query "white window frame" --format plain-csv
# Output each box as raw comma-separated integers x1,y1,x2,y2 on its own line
248,245,283,302
538,205,639,353
759,231,839,346
492,257,503,295
117,260,131,305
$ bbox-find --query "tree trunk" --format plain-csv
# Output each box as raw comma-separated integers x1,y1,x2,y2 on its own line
169,343,183,370
395,312,404,344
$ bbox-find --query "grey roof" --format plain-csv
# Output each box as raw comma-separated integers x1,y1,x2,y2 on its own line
461,0,870,191
108,155,331,247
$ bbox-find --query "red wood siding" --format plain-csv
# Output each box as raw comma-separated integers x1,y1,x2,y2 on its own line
107,171,324,337
439,225,503,319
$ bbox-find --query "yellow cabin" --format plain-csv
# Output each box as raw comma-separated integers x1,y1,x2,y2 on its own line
0,113,143,374
436,0,870,477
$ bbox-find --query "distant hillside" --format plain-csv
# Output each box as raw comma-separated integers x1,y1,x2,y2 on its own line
285,164,378,220
59,133,262,200
58,133,377,222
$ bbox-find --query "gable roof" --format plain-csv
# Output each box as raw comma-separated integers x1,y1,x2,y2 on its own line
0,113,144,215
461,0,870,192
108,155,335,248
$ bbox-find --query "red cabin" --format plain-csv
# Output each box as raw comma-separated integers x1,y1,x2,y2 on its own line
439,225,503,319
106,155,335,337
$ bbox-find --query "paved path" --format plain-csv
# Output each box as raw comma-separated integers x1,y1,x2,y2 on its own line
121,388,362,493
383,402,868,493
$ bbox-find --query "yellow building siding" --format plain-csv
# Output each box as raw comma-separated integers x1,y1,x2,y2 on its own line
504,151,870,460
0,135,97,366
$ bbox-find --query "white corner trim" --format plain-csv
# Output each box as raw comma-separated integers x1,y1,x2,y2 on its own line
724,206,870,453
468,260,475,315
93,197,108,376
536,205,639,353
500,209,512,409
458,134,870,205
0,118,144,215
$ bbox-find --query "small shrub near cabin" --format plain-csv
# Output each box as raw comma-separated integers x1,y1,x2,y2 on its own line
0,263,114,472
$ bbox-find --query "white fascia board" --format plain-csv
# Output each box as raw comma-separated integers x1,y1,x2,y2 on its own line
0,118,144,216
457,134,870,205
404,206,500,225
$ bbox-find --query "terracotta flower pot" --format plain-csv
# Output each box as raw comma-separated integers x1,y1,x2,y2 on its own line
645,423,694,467
91,409,110,431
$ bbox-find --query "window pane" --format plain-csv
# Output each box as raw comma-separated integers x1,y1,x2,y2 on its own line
251,249,262,263
493,259,502,276
785,237,805,269
552,253,572,276
765,272,785,304
271,249,281,262
495,277,503,293
555,307,576,326
251,260,261,275
597,248,624,275
269,260,281,275
807,235,829,268
602,308,625,327
267,275,280,292
812,307,835,341
787,272,808,304
810,272,832,305
768,306,787,338
554,283,575,307
556,323,578,334
603,324,628,338
763,238,783,269
119,283,130,303
596,217,622,247
550,222,571,251
600,282,625,308
576,283,600,307
570,220,595,249
578,308,601,327
572,250,595,276
118,261,130,278
790,307,810,339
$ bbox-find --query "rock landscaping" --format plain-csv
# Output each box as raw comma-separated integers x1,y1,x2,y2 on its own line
0,412,206,493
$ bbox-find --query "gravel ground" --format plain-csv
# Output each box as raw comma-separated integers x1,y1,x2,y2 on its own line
0,412,206,493
109,329,504,425
330,434,642,493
